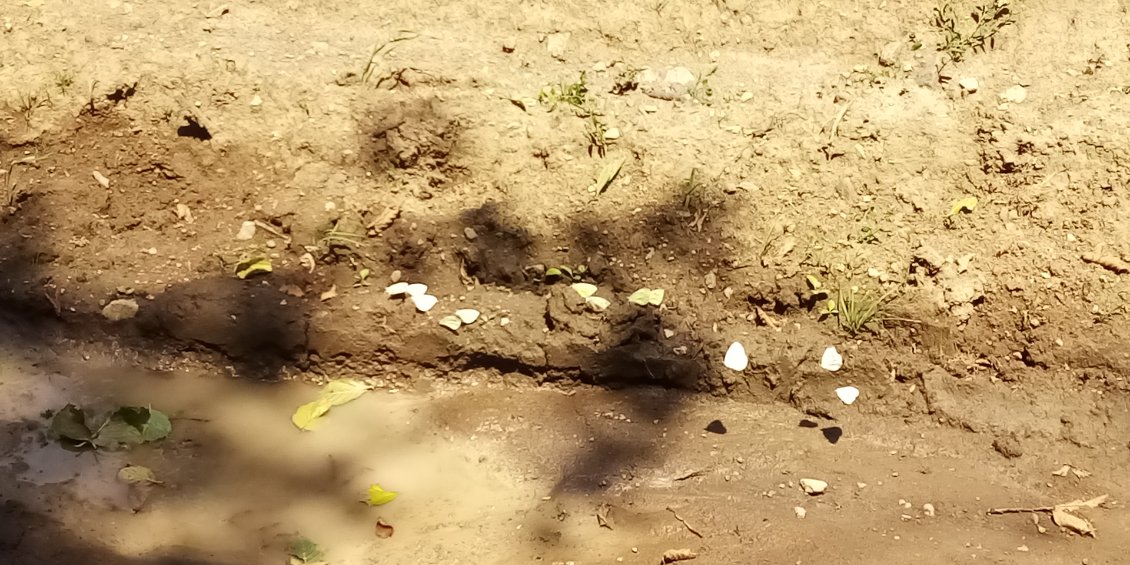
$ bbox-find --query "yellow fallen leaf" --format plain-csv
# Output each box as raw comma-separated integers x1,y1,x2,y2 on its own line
291,379,370,431
292,399,332,431
949,196,978,216
320,379,370,406
366,484,398,506
235,257,272,279
117,465,162,484
594,157,625,195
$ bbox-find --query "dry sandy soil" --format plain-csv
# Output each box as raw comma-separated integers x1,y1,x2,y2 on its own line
2,0,1130,563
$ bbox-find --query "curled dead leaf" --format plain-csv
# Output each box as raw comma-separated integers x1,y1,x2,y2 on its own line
374,519,394,539
1052,507,1095,537
661,548,697,563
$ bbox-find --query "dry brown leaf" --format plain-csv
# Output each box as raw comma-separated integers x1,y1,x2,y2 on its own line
320,285,338,302
1051,494,1109,537
367,206,400,233
1052,464,1091,479
279,284,305,297
1081,253,1130,274
1052,507,1095,537
1059,494,1109,510
374,519,394,538
596,503,613,530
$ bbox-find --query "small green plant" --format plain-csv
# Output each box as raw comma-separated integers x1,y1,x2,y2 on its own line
821,284,899,335
361,31,418,83
53,70,75,95
688,66,717,104
13,90,50,123
932,1,1015,63
680,168,705,209
538,72,590,113
319,221,366,249
543,264,588,281
584,113,609,158
610,66,641,95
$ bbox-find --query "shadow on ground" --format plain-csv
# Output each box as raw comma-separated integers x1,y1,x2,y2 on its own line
0,93,764,560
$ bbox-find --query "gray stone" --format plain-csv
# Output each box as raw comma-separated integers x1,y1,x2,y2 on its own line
102,299,139,322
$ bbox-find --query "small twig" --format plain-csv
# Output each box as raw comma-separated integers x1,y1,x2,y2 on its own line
673,469,706,482
987,506,1055,515
253,220,292,243
824,101,853,144
665,506,704,538
596,504,613,530
43,287,62,317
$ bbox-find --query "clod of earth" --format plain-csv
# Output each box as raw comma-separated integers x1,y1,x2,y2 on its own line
999,85,1028,103
92,170,110,188
992,433,1024,459
102,298,140,321
800,478,828,495
235,220,256,240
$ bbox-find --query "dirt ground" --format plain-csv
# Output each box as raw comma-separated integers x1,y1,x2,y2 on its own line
1,0,1129,563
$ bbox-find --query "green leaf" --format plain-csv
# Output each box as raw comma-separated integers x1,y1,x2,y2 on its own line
594,157,625,195
115,406,151,430
94,407,173,449
544,267,562,279
140,409,172,442
49,404,94,445
235,257,273,279
93,420,144,449
287,537,325,563
292,379,370,431
118,465,162,484
366,484,399,506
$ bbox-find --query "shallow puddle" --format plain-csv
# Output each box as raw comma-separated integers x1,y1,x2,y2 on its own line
0,357,540,563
